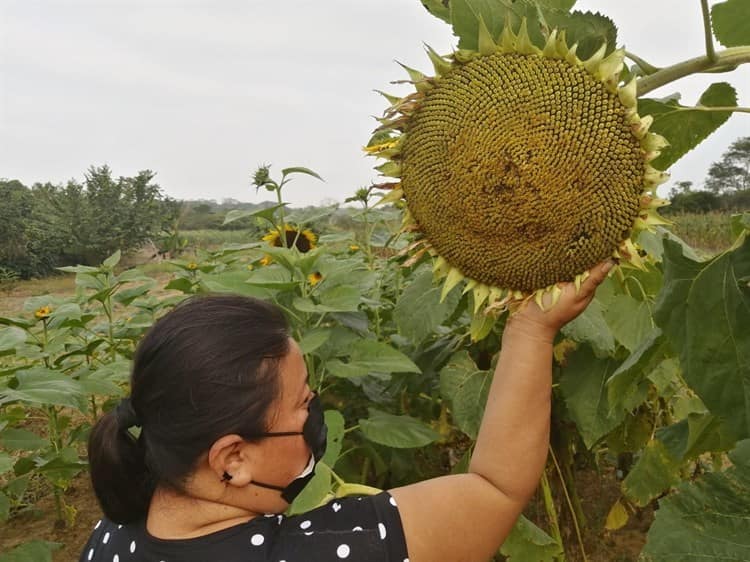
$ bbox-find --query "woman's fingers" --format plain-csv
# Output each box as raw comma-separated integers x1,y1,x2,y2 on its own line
578,260,616,299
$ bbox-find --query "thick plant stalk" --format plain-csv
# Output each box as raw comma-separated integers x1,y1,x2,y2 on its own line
637,47,750,96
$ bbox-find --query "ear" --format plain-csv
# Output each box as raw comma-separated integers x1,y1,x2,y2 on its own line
207,434,255,486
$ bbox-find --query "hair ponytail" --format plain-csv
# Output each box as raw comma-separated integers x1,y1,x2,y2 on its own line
88,409,153,523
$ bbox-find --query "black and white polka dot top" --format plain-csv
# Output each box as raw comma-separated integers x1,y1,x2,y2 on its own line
79,492,409,562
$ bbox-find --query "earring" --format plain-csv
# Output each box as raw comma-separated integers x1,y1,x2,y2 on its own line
221,471,233,482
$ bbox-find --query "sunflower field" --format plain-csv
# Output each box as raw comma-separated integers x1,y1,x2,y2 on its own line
2,1,750,561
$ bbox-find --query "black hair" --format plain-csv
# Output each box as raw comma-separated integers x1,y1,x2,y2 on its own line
88,294,290,523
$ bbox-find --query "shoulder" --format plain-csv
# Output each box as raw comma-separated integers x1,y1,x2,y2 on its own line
79,518,140,561
271,492,408,561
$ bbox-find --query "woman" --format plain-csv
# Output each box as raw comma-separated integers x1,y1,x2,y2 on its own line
80,260,613,562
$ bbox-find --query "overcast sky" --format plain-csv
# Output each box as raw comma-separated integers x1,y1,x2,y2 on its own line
1,0,748,206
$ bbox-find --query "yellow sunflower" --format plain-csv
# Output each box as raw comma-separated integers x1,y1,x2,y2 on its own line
262,225,317,253
367,20,669,314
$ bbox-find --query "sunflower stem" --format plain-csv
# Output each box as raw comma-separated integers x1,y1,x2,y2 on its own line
275,186,287,248
700,0,718,63
637,46,750,97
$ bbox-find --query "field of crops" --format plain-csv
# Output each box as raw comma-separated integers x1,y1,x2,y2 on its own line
1,201,749,561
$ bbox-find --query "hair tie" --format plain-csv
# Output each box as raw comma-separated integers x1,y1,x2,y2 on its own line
115,397,141,430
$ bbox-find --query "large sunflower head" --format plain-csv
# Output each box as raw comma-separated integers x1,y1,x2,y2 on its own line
367,20,669,315
262,224,317,253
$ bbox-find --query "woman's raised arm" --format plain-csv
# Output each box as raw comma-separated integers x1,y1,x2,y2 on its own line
389,260,614,562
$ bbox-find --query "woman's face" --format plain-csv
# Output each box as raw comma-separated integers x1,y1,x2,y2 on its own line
247,338,314,497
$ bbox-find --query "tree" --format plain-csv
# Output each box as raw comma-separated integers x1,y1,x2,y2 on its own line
31,166,176,266
704,136,750,193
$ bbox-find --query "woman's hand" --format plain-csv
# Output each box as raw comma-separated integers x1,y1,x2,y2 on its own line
506,259,616,343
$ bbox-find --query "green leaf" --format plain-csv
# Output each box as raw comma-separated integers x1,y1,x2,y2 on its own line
657,413,737,463
544,10,618,59
559,346,623,448
420,0,451,23
606,328,666,414
394,269,461,344
102,249,121,269
348,340,421,374
642,439,750,561
603,294,654,352
711,0,750,47
0,540,61,562
622,439,681,506
359,409,440,448
639,82,738,170
36,447,86,484
298,328,332,355
561,296,616,355
292,285,361,313
654,237,750,440
113,282,155,306
288,462,332,515
222,203,287,226
0,491,9,521
450,0,546,51
321,410,345,467
0,368,87,410
0,451,13,474
0,428,47,452
500,515,563,561
439,351,492,439
163,277,195,294
0,327,26,353
280,166,324,182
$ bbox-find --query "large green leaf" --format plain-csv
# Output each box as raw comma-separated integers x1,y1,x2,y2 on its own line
711,0,750,47
603,294,654,352
439,351,492,439
321,410,345,467
394,269,461,344
606,328,666,414
0,327,26,353
288,462,332,516
0,368,87,410
559,346,623,448
329,340,421,378
657,413,737,463
359,409,440,448
622,439,681,506
0,541,60,562
654,237,750,440
642,439,750,561
544,10,618,59
639,83,738,170
420,0,451,23
450,0,546,50
500,514,562,561
0,428,47,452
560,297,616,356
0,451,13,474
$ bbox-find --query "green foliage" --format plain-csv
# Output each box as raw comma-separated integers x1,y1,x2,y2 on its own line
639,83,738,171
0,540,60,562
500,515,563,561
711,0,750,47
654,235,750,440
642,439,750,561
